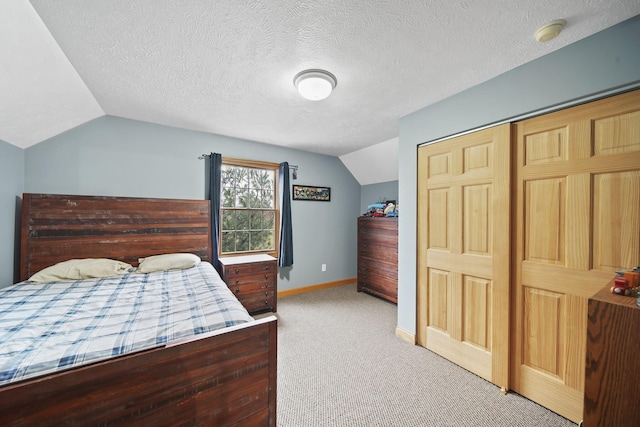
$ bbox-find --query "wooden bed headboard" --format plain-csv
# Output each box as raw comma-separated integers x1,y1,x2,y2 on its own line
20,193,212,281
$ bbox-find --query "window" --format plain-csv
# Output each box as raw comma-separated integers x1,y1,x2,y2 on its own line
220,158,279,256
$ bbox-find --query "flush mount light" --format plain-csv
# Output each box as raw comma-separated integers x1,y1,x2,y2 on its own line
534,19,566,42
293,69,337,101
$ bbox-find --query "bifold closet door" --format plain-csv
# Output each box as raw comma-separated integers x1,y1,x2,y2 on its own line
417,123,510,389
512,89,640,423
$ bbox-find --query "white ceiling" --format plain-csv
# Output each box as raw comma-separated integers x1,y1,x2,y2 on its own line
341,137,398,186
2,1,640,176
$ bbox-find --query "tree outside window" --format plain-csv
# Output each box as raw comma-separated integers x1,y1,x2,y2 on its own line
220,160,279,256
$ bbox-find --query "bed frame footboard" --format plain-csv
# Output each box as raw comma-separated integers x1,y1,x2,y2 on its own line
0,316,277,426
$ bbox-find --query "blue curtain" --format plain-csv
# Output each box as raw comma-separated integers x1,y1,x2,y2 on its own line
278,162,293,267
209,153,222,273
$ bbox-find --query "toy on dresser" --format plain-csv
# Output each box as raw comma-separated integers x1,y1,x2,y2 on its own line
363,201,398,217
611,266,640,297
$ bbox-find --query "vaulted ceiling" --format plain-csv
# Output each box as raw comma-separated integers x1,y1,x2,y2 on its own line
2,1,639,167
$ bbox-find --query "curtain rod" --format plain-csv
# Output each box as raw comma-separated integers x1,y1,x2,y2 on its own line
198,153,298,169
197,153,298,178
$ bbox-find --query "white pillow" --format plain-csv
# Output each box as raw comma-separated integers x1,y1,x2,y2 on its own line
29,258,133,283
137,253,201,273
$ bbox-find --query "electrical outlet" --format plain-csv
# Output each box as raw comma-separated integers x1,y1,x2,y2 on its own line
321,264,326,272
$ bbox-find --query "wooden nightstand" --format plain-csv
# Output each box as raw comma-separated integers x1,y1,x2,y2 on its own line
219,254,277,315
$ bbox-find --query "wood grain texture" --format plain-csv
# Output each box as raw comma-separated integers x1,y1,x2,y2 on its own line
5,193,277,426
220,257,278,315
417,123,511,390
584,285,640,427
513,88,640,423
20,193,212,281
0,317,278,427
357,217,398,303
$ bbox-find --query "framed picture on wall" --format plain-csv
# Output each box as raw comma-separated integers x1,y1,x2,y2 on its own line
292,185,331,202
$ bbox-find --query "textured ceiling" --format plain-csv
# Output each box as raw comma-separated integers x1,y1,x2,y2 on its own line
2,1,640,159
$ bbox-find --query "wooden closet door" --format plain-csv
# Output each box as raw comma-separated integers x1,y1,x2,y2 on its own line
512,89,640,423
417,123,510,389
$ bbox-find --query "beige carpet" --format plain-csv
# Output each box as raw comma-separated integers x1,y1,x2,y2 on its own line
275,283,576,427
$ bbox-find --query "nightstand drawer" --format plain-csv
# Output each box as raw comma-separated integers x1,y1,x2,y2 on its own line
228,279,274,294
227,271,275,285
225,261,277,278
237,291,276,314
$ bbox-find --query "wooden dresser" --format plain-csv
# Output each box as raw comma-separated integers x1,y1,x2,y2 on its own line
219,254,277,315
357,216,398,303
584,282,640,427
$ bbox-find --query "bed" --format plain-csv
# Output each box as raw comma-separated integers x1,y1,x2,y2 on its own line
0,193,277,426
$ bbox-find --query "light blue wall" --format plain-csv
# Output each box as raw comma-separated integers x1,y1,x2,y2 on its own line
24,116,361,291
360,180,398,215
397,15,640,335
0,140,24,287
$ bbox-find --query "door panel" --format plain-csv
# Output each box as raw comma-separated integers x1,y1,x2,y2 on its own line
428,269,449,331
593,171,640,269
523,287,563,376
464,184,491,255
525,178,565,264
428,188,450,249
513,89,640,423
463,275,491,350
417,123,510,389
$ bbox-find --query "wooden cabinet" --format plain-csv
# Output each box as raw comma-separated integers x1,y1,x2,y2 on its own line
584,282,640,427
357,216,398,303
219,254,277,315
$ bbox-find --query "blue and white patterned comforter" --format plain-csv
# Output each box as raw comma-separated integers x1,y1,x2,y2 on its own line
0,262,252,386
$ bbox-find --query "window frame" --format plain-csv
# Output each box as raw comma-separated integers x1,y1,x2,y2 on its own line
219,157,280,258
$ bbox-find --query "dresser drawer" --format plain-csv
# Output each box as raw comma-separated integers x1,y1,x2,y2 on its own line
358,257,397,273
358,217,398,233
358,281,398,303
358,233,397,249
358,247,398,264
358,269,397,288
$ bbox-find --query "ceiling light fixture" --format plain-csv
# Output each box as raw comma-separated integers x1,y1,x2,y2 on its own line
293,69,337,101
534,19,566,42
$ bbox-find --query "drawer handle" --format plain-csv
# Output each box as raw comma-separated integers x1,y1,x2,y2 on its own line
235,279,239,284
265,274,269,279
265,291,269,296
265,300,269,305
235,288,240,293
264,265,271,270
265,284,269,288
234,269,240,274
